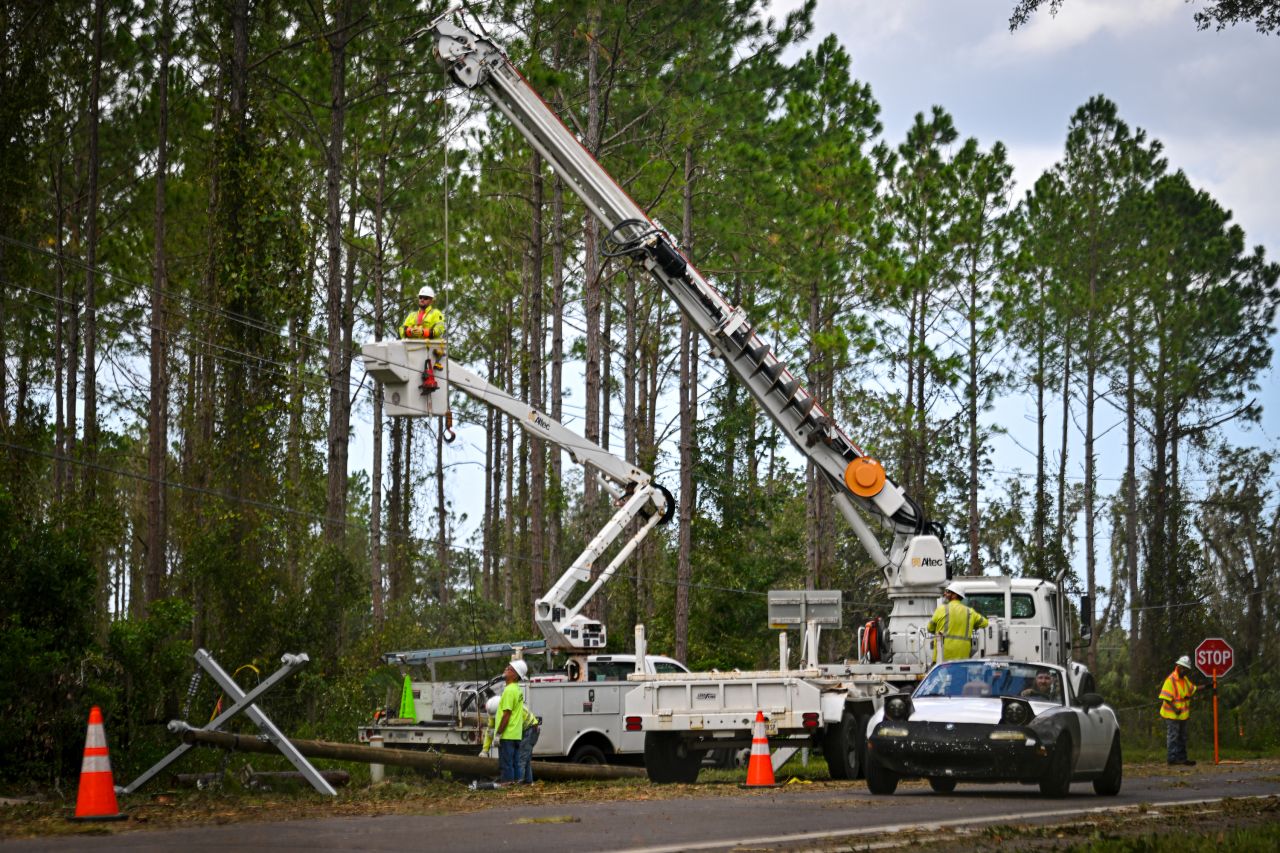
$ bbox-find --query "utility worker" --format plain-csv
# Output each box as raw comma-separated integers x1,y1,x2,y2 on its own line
517,701,541,784
926,582,989,663
494,659,527,784
480,694,501,758
1159,655,1198,766
400,286,446,395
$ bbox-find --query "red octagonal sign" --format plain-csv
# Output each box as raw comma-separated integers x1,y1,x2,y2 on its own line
1195,637,1234,678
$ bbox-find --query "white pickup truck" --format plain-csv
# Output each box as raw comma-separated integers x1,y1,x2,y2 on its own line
359,647,688,764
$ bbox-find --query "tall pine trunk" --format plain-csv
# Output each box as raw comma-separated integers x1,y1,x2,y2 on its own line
323,0,353,544
144,0,173,612
674,146,697,662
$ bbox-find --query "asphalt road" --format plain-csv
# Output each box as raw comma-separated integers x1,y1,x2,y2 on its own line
7,763,1278,852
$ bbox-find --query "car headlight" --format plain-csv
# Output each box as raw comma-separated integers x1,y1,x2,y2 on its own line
877,725,909,737
884,694,913,721
999,697,1035,726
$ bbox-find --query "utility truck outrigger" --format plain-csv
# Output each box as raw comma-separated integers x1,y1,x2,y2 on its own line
419,9,1093,783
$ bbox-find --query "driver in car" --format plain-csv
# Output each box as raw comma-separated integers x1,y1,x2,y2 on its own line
1021,671,1059,701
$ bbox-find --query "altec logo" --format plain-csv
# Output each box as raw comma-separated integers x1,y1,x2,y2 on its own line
911,557,945,567
527,411,552,431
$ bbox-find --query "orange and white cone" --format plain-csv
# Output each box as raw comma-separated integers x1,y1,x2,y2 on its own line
71,706,126,821
742,710,779,787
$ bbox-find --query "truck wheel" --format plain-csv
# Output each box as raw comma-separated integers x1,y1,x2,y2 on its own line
644,732,700,784
569,743,607,765
823,710,865,780
864,750,898,795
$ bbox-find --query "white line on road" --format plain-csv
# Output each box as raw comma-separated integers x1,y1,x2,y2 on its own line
609,794,1276,853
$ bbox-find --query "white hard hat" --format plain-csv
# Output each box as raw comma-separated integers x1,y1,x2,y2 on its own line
943,582,965,599
1176,655,1192,669
485,695,500,716
508,659,528,680
418,286,435,299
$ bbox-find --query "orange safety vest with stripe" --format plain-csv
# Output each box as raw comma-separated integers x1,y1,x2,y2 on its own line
926,599,989,662
1159,669,1196,720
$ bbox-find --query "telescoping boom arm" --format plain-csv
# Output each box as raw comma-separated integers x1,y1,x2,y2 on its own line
423,13,943,584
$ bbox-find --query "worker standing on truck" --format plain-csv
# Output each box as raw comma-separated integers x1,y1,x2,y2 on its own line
495,660,527,784
400,286,445,395
1159,655,1198,766
927,583,989,663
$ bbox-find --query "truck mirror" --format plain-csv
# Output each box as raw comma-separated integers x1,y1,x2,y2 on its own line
1079,595,1093,646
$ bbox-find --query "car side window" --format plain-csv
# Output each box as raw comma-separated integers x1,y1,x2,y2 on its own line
654,662,685,675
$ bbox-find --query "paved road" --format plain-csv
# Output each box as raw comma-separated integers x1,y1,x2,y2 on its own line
7,764,1278,852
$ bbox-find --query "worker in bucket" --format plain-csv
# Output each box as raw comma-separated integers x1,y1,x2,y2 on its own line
494,659,527,784
400,286,445,395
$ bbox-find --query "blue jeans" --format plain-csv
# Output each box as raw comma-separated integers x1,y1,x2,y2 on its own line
498,738,521,782
518,724,540,783
1166,719,1188,763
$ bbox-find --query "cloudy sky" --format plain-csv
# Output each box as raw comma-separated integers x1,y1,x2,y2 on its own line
767,0,1280,463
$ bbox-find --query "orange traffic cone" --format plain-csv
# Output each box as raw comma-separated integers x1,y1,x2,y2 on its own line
71,706,126,821
742,710,780,788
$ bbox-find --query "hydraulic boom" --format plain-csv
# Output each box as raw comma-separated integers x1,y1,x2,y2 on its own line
361,341,672,652
422,12,944,587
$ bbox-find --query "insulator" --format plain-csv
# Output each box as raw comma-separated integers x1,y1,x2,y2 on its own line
777,377,800,398
763,360,785,384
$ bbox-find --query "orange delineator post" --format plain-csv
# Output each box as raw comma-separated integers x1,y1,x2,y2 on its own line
71,706,126,821
1212,673,1219,766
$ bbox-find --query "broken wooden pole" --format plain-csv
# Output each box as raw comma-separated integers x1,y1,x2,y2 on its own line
175,727,646,781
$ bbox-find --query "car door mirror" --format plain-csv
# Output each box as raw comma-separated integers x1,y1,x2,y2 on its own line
1078,692,1104,710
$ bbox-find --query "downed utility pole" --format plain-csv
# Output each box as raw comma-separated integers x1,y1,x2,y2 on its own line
176,726,646,782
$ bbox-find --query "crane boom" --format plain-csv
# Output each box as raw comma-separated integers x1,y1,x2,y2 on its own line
423,14,946,587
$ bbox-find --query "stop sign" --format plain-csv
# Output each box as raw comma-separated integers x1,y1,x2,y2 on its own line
1195,637,1234,678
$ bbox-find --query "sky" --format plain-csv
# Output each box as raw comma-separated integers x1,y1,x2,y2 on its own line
766,0,1280,451
352,1,1279,616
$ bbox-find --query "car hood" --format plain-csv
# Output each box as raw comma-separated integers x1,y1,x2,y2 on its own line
872,697,1059,728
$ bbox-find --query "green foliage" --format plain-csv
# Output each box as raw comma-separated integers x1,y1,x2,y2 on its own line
0,490,98,783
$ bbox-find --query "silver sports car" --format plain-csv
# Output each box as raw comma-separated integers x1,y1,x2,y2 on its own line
864,659,1122,797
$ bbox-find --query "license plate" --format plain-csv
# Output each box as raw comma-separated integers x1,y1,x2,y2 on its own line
766,721,779,736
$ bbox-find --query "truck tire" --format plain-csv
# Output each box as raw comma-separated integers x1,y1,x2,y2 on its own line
823,710,865,780
569,743,607,765
644,732,700,784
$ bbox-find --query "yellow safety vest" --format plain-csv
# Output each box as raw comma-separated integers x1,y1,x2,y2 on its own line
926,600,989,662
1159,670,1196,720
401,306,444,340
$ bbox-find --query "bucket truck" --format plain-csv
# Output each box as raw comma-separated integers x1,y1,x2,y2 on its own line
417,10,1092,783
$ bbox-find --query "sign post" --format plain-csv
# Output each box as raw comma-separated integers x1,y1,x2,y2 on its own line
1194,638,1234,765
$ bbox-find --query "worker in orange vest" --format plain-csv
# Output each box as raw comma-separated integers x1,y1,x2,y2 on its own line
400,287,445,394
1159,655,1198,766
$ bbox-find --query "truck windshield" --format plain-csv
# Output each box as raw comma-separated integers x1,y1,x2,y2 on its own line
915,662,1063,705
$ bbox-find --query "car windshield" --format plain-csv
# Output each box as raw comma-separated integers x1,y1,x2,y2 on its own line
915,661,1064,705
